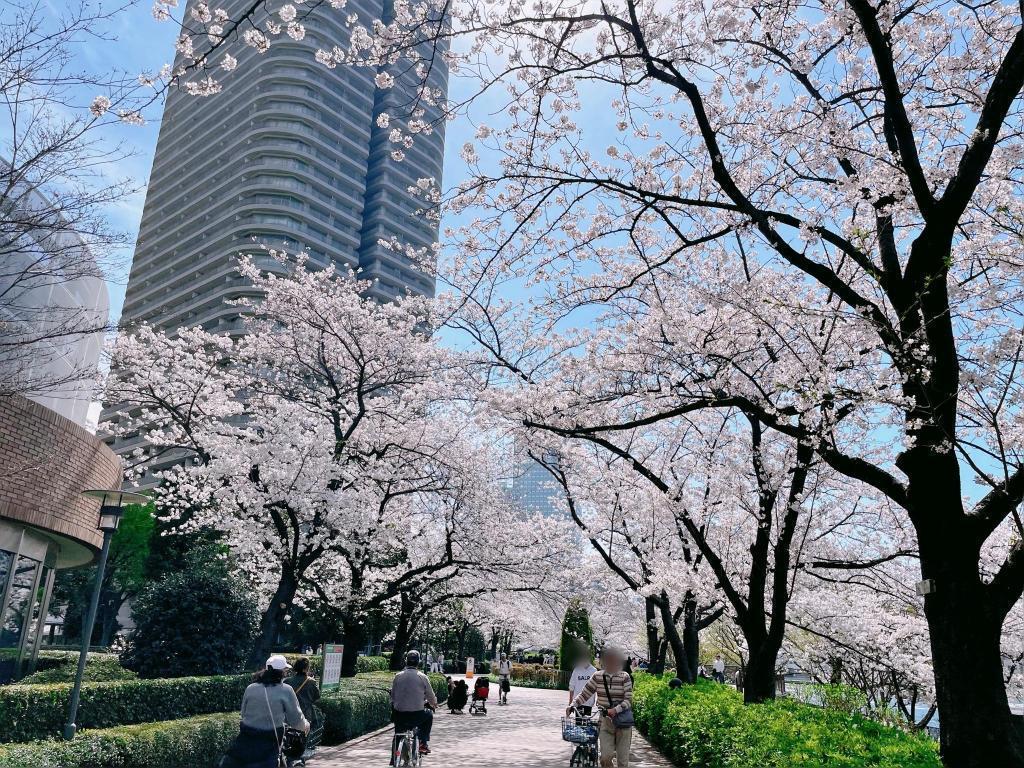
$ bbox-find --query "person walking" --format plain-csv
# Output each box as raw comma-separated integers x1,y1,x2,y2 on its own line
568,650,597,715
390,650,438,754
567,647,633,768
497,653,513,703
220,655,309,768
712,654,726,684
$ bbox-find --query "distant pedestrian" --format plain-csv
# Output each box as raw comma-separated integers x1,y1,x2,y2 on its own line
712,654,726,684
624,656,634,681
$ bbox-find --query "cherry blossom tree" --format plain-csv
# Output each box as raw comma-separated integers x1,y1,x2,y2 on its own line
524,403,874,703
106,252,462,666
126,0,1024,760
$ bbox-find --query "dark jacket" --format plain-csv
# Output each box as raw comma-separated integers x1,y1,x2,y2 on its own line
285,674,321,721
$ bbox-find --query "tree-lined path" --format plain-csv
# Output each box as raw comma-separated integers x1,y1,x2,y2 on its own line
314,682,671,768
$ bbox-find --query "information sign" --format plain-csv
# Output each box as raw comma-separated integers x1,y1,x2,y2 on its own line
322,643,344,690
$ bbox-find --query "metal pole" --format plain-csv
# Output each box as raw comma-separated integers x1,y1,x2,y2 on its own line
63,525,113,740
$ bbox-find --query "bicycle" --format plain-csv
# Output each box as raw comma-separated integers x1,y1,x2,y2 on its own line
561,706,599,768
391,728,420,768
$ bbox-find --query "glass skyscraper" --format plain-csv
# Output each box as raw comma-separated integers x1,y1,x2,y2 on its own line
119,0,446,333
509,442,563,518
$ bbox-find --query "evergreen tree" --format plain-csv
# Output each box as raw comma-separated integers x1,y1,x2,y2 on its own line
121,544,258,678
559,598,593,672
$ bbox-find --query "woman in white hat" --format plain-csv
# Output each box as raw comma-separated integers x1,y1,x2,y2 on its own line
220,655,309,768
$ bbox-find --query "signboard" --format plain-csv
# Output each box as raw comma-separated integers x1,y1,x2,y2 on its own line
321,643,344,691
465,656,475,679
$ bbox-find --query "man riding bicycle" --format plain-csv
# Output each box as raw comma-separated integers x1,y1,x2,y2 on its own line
497,653,512,703
390,650,437,755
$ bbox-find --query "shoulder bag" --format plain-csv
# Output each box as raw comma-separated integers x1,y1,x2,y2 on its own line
601,673,635,728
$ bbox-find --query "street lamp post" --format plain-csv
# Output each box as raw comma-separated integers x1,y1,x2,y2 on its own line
63,489,148,740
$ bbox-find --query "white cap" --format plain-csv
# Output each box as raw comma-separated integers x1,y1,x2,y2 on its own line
266,654,291,671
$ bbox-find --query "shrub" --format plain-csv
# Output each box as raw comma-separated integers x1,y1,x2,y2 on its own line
0,672,449,766
0,714,237,768
0,669,447,746
509,663,569,689
357,655,390,673
631,674,941,768
0,675,249,743
279,654,390,678
120,560,258,679
18,654,137,685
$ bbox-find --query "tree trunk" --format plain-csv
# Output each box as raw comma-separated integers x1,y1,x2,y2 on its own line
340,609,366,677
919,545,1024,767
681,600,700,683
656,596,690,682
644,598,665,674
742,634,781,704
489,627,499,661
247,570,298,669
655,639,668,674
99,598,119,648
456,620,468,660
390,595,415,671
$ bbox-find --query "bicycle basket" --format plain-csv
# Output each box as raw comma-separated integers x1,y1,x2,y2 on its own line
561,717,598,744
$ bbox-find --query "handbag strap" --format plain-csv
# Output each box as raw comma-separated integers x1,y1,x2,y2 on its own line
295,677,310,695
600,672,619,708
263,685,283,756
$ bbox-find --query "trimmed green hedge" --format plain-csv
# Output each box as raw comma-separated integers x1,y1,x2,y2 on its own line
0,714,237,768
281,654,389,677
357,655,390,673
632,674,941,768
0,675,249,743
0,672,449,768
18,655,137,685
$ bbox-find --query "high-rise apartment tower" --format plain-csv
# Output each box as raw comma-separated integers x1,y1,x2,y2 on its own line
120,0,446,333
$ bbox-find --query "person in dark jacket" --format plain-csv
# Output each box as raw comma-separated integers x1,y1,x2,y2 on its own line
285,658,321,722
448,679,469,713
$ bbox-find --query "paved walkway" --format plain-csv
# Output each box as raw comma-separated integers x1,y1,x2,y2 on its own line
311,682,671,768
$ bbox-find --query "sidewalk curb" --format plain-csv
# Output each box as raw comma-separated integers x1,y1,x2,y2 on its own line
327,723,395,751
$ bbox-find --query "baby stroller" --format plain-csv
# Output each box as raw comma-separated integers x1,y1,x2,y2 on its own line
448,679,469,713
469,676,490,715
